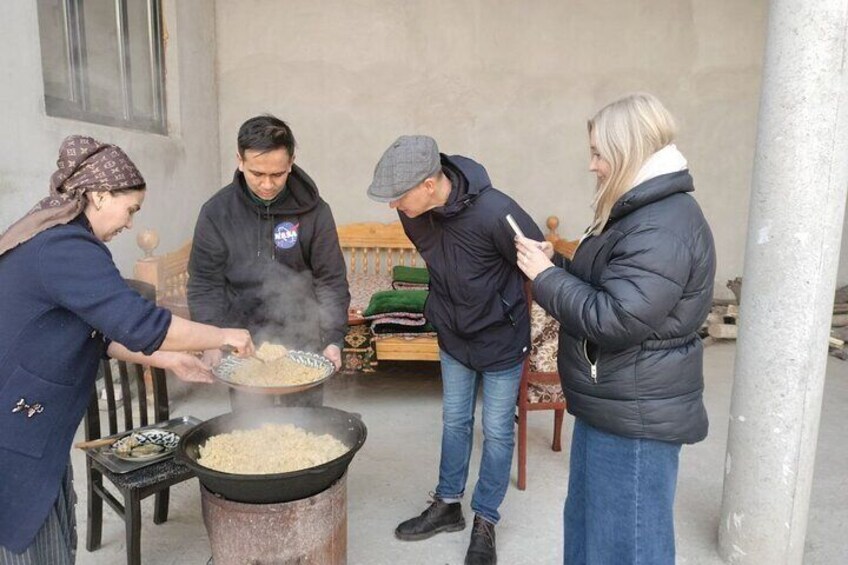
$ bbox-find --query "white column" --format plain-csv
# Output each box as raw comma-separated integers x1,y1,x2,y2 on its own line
718,1,848,563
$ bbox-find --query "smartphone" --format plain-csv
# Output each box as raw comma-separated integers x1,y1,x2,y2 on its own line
505,214,526,238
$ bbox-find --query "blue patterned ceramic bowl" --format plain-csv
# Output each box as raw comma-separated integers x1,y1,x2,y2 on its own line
110,429,181,461
212,350,335,395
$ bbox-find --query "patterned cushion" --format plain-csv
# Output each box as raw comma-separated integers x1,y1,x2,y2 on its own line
526,382,566,404
348,272,393,313
529,301,559,373
526,301,564,404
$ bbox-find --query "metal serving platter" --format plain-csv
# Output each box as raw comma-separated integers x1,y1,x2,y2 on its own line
212,350,335,396
86,415,202,474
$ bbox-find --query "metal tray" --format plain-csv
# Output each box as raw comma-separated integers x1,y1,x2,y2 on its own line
212,350,335,395
86,415,202,475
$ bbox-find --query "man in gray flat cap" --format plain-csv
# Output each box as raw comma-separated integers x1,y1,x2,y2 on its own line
368,135,543,565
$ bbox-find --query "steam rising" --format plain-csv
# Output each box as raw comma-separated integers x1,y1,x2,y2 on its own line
253,261,323,351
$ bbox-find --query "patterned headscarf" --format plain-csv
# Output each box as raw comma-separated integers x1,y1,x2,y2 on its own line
0,135,145,257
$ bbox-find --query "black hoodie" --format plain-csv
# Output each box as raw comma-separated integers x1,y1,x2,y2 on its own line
188,165,350,350
399,154,544,372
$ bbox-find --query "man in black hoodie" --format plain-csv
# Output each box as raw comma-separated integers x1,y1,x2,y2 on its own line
367,136,542,565
188,115,350,408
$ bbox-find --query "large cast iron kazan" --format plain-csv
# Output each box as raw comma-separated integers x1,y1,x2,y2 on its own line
177,407,367,504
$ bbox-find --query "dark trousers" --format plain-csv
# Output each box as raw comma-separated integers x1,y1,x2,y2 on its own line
228,383,324,411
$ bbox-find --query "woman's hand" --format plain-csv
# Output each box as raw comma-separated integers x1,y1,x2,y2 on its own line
220,328,255,358
322,344,342,371
201,348,223,368
539,240,555,260
158,351,215,383
515,235,556,281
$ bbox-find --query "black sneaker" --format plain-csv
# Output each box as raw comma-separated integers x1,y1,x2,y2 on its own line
464,515,497,565
394,498,466,541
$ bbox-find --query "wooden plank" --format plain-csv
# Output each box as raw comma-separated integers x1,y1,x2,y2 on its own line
832,314,848,327
336,222,416,249
708,323,738,340
375,337,440,361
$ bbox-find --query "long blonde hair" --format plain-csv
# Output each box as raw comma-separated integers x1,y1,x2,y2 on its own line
588,93,677,235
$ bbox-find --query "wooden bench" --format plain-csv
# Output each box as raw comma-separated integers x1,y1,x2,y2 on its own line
336,220,439,361
132,216,575,363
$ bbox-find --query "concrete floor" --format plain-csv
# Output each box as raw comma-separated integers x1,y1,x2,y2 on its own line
70,342,848,564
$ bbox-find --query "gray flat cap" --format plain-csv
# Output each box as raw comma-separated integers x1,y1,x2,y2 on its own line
367,135,442,202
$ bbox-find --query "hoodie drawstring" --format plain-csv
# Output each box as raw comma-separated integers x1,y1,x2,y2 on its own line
256,206,262,260
268,204,276,260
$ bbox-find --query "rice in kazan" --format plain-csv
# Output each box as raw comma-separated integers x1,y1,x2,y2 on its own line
198,423,348,474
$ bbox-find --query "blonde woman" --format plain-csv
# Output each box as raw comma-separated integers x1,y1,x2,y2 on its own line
515,93,715,564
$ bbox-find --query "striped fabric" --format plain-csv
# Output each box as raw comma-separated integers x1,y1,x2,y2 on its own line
0,463,75,565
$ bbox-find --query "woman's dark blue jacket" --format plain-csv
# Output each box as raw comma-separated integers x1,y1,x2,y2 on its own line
533,171,715,444
0,216,171,553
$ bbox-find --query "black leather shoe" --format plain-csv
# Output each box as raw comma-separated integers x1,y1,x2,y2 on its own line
394,498,465,541
464,515,497,565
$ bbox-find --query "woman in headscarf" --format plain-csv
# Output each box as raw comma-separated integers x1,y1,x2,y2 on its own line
0,135,254,564
515,93,716,564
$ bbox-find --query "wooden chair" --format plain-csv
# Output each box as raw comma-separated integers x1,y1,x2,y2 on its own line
515,296,566,491
83,280,195,565
514,231,578,491
544,215,580,259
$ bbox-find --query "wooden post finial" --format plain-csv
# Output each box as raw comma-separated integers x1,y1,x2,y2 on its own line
545,215,560,243
137,229,160,258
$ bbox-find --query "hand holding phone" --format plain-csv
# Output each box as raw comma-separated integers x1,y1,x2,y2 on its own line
505,214,526,239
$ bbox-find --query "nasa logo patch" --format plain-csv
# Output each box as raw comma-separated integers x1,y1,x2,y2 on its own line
274,221,299,249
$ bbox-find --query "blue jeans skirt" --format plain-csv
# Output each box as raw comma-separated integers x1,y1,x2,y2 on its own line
564,418,681,565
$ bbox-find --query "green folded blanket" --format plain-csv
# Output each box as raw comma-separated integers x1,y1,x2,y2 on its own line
392,265,430,285
363,289,428,317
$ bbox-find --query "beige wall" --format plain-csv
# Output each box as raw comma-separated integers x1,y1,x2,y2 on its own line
6,1,848,295
0,0,220,274
215,0,769,297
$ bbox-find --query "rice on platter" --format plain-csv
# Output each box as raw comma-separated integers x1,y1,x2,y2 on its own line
230,356,326,387
254,342,288,362
198,423,348,474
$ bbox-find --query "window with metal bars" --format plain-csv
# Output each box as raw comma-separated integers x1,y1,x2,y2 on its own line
36,0,167,134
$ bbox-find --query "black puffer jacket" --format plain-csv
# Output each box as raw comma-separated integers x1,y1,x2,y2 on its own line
533,171,715,444
399,154,544,372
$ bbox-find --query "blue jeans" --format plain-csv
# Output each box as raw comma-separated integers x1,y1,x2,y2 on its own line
564,418,681,565
435,350,523,525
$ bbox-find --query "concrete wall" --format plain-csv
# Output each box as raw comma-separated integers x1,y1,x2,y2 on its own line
215,0,770,296
9,1,843,293
0,0,220,275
